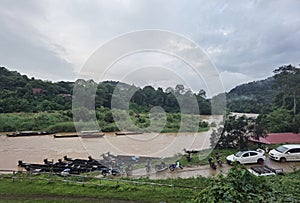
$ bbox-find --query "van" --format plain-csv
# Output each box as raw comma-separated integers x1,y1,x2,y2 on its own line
269,144,300,162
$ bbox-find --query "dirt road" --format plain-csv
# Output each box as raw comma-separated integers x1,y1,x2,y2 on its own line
129,157,300,179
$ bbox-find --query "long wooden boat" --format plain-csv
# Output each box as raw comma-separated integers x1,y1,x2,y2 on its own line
115,132,143,136
6,131,54,137
18,156,107,174
53,134,78,138
80,130,105,138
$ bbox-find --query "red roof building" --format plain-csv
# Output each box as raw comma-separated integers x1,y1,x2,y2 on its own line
32,88,44,94
249,133,300,145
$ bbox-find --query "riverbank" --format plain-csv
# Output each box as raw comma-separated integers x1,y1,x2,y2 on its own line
0,111,214,133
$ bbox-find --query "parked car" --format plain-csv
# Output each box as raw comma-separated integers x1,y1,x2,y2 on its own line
226,149,266,164
248,165,283,176
269,144,300,162
60,168,70,176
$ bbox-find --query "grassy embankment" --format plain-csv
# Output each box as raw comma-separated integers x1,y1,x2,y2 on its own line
0,110,209,133
0,165,299,203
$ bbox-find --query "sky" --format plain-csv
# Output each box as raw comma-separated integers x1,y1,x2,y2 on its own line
0,0,299,94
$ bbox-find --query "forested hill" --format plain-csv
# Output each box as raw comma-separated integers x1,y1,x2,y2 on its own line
226,77,279,113
0,67,73,112
0,66,211,114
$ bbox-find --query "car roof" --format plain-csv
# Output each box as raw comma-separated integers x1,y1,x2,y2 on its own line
281,144,300,149
238,150,260,153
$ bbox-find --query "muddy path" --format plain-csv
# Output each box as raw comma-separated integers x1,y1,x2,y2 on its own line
128,158,300,179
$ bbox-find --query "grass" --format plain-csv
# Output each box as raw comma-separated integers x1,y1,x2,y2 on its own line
0,173,200,203
0,167,299,203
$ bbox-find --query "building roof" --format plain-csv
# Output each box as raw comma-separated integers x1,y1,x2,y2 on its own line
249,133,300,145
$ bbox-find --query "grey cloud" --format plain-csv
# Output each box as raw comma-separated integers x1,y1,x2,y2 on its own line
0,0,75,81
0,0,299,90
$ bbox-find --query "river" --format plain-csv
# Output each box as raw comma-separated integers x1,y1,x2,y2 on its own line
0,132,212,170
0,115,223,170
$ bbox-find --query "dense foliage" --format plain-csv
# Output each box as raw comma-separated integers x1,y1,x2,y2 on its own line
0,67,211,115
221,64,300,133
211,114,267,149
0,67,73,113
226,77,278,113
0,109,208,133
1,64,300,133
196,165,300,202
258,65,300,133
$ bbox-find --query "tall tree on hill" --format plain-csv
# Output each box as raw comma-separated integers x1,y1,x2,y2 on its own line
274,64,300,120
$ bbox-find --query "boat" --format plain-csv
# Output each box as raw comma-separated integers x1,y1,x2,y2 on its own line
80,130,105,138
53,134,78,138
6,131,54,137
115,132,143,136
18,156,107,175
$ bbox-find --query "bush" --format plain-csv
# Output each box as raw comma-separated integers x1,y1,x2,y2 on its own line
46,122,76,132
196,165,273,202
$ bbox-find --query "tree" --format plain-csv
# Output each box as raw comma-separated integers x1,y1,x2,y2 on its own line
215,114,267,149
274,64,300,119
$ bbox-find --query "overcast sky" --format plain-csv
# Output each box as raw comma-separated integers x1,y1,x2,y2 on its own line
0,0,299,93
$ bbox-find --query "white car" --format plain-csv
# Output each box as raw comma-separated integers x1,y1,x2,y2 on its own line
269,144,300,162
226,149,266,164
60,168,70,176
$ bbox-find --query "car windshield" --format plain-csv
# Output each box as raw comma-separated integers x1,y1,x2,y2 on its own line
275,146,288,153
234,151,244,157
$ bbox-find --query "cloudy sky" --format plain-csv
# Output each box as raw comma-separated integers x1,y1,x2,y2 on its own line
0,0,299,93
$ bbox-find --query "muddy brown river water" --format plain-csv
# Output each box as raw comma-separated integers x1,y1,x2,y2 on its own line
0,131,215,170
1,114,298,178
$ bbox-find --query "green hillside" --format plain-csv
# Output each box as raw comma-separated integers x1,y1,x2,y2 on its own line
226,77,278,113
0,66,211,115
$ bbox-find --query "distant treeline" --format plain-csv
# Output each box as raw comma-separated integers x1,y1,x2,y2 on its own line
1,64,300,134
0,67,211,115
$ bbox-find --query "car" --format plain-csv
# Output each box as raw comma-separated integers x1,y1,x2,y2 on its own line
268,144,300,162
60,168,70,176
248,165,284,176
226,149,266,165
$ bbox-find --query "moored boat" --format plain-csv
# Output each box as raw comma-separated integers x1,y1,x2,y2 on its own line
6,131,54,137
53,133,78,138
115,132,143,136
80,130,105,138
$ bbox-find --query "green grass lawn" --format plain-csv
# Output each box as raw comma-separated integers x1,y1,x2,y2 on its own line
1,165,299,203
0,173,202,203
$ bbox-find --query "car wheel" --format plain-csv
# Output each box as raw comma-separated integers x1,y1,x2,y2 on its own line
257,158,264,164
280,157,286,163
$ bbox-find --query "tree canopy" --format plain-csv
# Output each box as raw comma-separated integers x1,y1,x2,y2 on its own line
0,66,212,115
